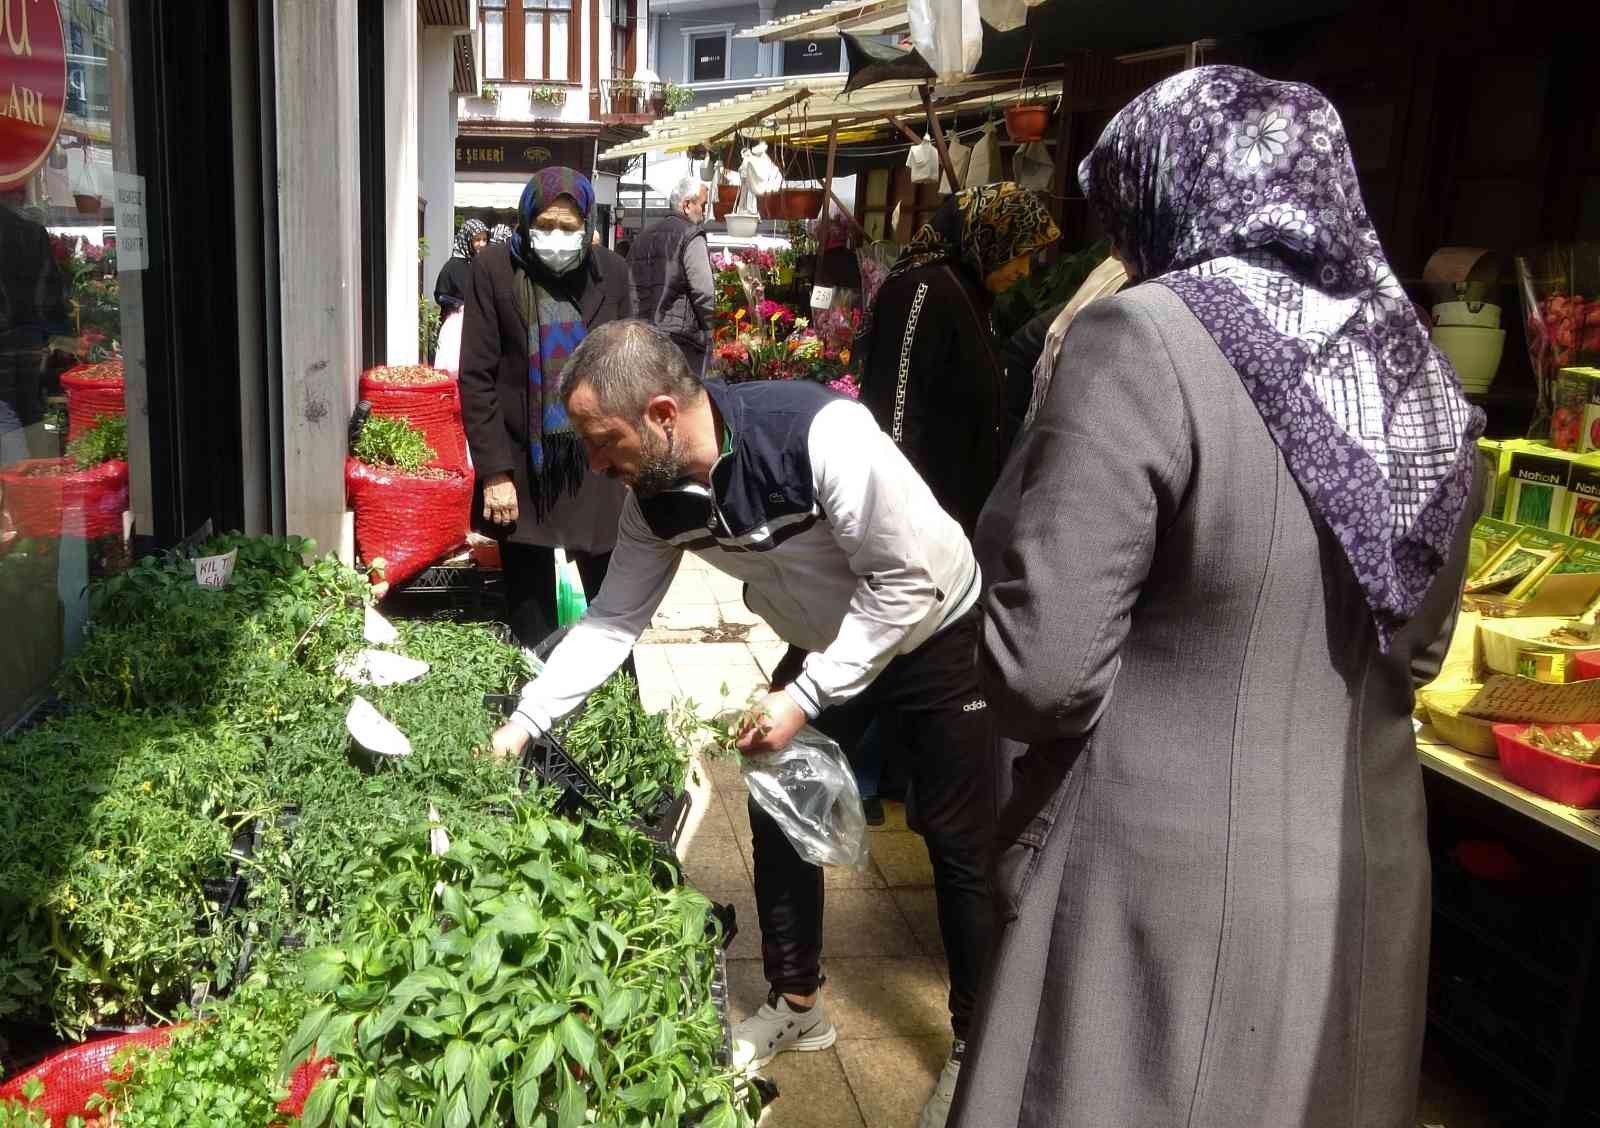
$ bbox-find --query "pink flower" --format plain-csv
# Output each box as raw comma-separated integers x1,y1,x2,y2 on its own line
827,374,861,399
757,299,796,328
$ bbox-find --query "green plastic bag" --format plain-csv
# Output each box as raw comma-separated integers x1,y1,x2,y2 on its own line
555,548,588,627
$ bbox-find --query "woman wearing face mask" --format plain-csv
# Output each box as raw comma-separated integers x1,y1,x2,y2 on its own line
855,182,1060,537
459,167,635,649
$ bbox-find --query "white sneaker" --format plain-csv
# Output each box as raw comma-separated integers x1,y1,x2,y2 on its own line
732,991,837,1071
916,1048,962,1128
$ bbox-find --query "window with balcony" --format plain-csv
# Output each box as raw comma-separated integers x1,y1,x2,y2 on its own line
611,0,636,78
479,0,582,83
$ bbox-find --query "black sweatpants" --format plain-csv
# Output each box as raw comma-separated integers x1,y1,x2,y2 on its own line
753,606,996,1039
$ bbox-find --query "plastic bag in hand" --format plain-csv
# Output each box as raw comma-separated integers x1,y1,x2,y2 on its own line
742,726,869,867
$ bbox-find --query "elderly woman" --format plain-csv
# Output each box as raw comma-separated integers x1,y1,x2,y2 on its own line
856,182,1059,536
432,218,489,374
459,168,634,649
952,67,1482,1128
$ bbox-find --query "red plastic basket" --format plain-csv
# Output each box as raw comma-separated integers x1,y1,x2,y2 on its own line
1492,724,1600,808
0,459,128,539
60,361,126,442
359,366,469,471
1575,652,1600,681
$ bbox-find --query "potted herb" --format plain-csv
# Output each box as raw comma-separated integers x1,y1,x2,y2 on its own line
532,83,567,107
665,81,695,114
480,81,500,104
611,78,644,114
345,414,472,589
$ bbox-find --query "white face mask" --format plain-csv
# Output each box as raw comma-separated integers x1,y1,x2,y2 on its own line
531,227,585,274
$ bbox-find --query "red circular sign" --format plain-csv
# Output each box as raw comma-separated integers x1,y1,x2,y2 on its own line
0,0,68,191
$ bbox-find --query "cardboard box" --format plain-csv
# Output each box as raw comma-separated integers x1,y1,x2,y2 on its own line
1504,448,1579,531
1553,367,1600,452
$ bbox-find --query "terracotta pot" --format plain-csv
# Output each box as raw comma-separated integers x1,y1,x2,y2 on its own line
74,194,100,215
758,188,824,221
1004,104,1050,142
715,183,739,220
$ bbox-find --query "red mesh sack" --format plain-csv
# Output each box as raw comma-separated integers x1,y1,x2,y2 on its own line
278,1056,336,1117
0,1026,178,1124
346,458,471,588
359,365,469,471
0,459,128,539
60,361,126,442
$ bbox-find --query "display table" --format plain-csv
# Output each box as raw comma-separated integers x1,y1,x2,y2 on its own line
1417,727,1600,1127
1418,726,1600,851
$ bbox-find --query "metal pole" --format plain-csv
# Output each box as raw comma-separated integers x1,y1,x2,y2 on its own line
919,83,961,191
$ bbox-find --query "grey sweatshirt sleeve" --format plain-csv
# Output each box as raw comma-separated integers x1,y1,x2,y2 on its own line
684,237,717,333
980,295,1193,744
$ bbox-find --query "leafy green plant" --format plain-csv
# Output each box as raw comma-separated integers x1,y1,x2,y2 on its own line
352,415,437,477
284,809,757,1128
662,82,694,113
0,1081,84,1128
990,239,1111,345
97,953,311,1128
0,710,267,1035
64,413,127,469
558,674,693,820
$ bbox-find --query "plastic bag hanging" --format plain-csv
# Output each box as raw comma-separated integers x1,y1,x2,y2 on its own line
741,141,784,195
939,132,972,193
966,120,1001,186
554,547,588,627
907,0,981,82
1014,140,1054,190
742,726,869,867
906,134,940,185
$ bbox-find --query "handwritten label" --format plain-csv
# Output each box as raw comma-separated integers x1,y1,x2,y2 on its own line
114,172,147,270
194,547,237,589
1462,673,1600,724
809,284,835,310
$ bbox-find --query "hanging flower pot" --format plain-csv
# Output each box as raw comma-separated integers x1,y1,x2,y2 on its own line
758,188,824,222
74,194,100,215
715,183,739,220
1004,104,1050,142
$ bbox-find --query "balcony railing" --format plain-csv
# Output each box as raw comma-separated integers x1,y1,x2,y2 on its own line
598,78,674,123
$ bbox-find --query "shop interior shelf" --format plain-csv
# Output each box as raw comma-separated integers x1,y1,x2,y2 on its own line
1431,899,1568,989
1425,1007,1555,1112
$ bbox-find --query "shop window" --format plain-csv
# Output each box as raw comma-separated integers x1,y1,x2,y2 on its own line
685,28,731,84
611,0,635,79
482,0,583,84
3,0,145,727
782,38,840,77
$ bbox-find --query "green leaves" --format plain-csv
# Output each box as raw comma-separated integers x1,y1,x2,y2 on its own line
351,414,438,476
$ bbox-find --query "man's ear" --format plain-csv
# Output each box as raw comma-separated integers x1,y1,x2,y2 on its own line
645,394,679,429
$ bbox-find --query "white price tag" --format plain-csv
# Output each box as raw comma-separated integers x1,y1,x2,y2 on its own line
809,284,835,310
194,548,237,589
337,648,430,687
364,605,400,645
345,696,413,758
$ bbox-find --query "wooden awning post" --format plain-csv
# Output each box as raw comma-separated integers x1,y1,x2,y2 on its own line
816,119,841,263
919,83,961,192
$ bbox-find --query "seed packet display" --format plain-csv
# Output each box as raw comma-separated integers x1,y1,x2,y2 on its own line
1465,528,1568,597
1569,460,1600,540
1553,367,1600,452
1505,449,1576,531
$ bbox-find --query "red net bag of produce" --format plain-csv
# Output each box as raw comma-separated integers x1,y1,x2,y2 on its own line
0,1026,177,1125
278,1056,336,1117
60,360,126,442
0,459,128,539
1517,244,1600,440
346,457,471,587
359,365,469,471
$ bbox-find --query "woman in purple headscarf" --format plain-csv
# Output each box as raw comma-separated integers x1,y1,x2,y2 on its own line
951,67,1482,1128
459,168,634,648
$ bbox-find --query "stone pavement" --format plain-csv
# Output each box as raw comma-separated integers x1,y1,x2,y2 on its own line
638,553,950,1128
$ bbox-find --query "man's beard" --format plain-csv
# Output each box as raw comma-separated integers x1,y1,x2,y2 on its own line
632,426,686,498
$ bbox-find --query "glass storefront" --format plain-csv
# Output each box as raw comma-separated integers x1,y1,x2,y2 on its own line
2,0,143,726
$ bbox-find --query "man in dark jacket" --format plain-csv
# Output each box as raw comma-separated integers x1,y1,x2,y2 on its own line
626,176,715,375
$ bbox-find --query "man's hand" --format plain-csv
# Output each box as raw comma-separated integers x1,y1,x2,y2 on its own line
491,721,531,762
482,473,518,526
736,691,806,756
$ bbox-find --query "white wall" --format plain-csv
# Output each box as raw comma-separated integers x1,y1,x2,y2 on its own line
419,27,461,309
386,0,420,365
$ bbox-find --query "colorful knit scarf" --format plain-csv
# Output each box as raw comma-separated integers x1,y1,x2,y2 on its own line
510,167,597,518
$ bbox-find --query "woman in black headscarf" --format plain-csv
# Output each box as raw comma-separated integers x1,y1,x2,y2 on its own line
433,218,488,312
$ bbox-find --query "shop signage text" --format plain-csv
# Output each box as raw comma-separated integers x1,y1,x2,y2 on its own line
455,136,594,175
0,0,68,190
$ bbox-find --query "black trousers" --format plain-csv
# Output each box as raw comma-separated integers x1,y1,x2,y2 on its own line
753,607,996,1039
499,543,627,656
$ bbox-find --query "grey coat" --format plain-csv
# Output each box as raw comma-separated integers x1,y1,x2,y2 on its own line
954,284,1471,1128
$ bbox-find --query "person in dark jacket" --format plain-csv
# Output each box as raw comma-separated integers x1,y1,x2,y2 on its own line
432,218,488,312
0,197,69,443
626,176,715,375
459,167,635,649
855,183,1059,536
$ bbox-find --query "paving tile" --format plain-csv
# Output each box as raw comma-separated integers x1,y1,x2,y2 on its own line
679,835,752,891
819,957,952,1040
652,602,720,631
870,798,911,833
868,831,935,888
822,888,923,959
718,599,765,627
693,883,761,962
726,957,772,1024
657,642,758,669
730,827,887,890
755,1048,865,1128
889,888,947,962
835,1036,948,1128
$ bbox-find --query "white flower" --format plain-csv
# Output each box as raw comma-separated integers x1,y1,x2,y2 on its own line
1310,132,1332,153
1235,108,1294,170
1200,77,1237,108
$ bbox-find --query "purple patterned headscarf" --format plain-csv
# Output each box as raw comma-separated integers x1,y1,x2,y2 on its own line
1080,66,1483,648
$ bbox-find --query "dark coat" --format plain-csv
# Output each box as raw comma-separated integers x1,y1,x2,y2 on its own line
857,263,1001,538
433,257,471,311
626,213,712,368
458,242,634,546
